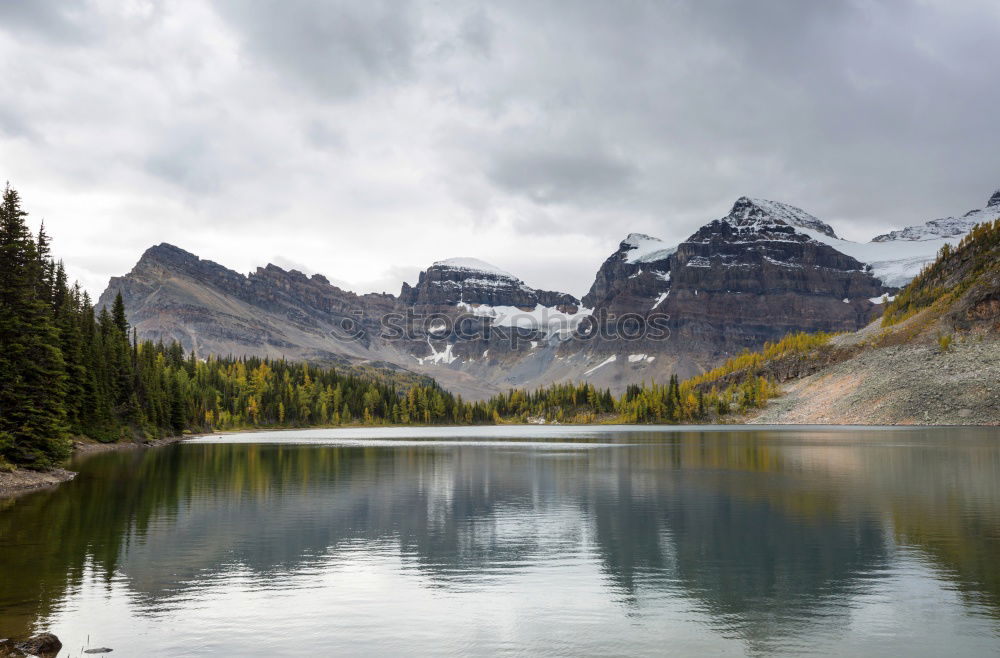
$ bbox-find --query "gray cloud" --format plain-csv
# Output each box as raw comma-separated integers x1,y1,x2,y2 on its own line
0,0,998,299
0,106,38,140
212,0,418,99
144,129,223,195
0,1,91,42
487,142,636,205
457,8,493,57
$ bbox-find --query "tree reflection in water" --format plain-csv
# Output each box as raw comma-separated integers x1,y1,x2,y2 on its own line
0,427,998,655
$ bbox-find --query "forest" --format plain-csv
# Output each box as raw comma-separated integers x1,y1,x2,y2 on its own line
0,184,778,470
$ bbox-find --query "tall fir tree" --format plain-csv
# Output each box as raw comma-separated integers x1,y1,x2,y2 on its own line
0,184,70,468
111,291,128,334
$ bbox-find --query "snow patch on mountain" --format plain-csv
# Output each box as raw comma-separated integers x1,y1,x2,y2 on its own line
457,302,593,333
583,355,616,376
432,257,519,280
415,340,458,365
457,277,532,292
795,227,960,288
621,233,677,264
872,205,1000,242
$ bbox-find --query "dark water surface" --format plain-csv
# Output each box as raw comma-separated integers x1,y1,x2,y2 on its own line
2,425,999,656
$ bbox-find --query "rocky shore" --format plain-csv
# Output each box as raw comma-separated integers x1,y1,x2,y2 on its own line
0,468,76,499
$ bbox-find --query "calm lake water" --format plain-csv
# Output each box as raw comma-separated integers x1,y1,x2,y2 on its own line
2,425,999,656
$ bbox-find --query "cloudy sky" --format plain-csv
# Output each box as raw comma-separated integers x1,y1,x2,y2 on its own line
2,0,999,299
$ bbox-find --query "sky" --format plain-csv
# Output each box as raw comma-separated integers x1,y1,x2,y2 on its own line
1,0,999,300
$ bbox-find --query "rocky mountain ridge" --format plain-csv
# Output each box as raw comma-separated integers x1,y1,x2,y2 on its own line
872,189,1000,242
99,189,992,398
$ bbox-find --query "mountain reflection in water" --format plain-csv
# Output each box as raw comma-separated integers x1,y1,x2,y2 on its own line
1,426,998,656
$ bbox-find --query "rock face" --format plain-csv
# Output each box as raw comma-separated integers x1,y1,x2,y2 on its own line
582,233,673,314
400,258,579,311
97,246,589,398
574,198,887,364
662,198,887,351
98,243,397,361
752,217,1000,426
989,189,1000,208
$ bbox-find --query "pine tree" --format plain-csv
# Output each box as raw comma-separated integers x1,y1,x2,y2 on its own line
169,374,185,433
111,291,128,335
0,184,70,468
55,272,87,434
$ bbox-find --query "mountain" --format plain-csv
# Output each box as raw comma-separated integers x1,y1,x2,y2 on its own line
654,197,887,352
99,242,396,362
400,257,580,310
97,245,582,399
746,214,1000,425
99,188,990,398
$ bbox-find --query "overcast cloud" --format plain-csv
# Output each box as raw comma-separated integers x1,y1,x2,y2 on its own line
1,0,999,299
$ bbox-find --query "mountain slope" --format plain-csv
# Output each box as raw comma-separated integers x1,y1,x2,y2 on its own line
744,216,1000,425
98,243,395,362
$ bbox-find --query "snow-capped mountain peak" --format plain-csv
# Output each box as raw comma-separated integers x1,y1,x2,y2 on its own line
724,197,839,239
620,233,677,264
622,232,656,247
401,256,580,311
431,257,519,280
988,189,1000,208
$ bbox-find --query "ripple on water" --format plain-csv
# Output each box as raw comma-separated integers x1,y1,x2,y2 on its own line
2,426,998,656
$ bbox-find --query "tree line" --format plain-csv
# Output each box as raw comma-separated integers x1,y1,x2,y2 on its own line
481,373,780,425
1,183,785,470
0,184,471,469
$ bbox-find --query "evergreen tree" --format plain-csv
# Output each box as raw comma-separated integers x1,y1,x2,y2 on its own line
111,291,128,335
0,184,70,468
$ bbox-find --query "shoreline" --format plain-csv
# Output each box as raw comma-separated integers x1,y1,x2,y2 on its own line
4,419,997,499
0,467,77,499
0,434,189,499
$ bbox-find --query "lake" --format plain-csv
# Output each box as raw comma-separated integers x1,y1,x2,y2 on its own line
1,425,999,656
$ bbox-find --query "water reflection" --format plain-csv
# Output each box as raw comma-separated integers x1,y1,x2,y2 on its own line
1,427,999,656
